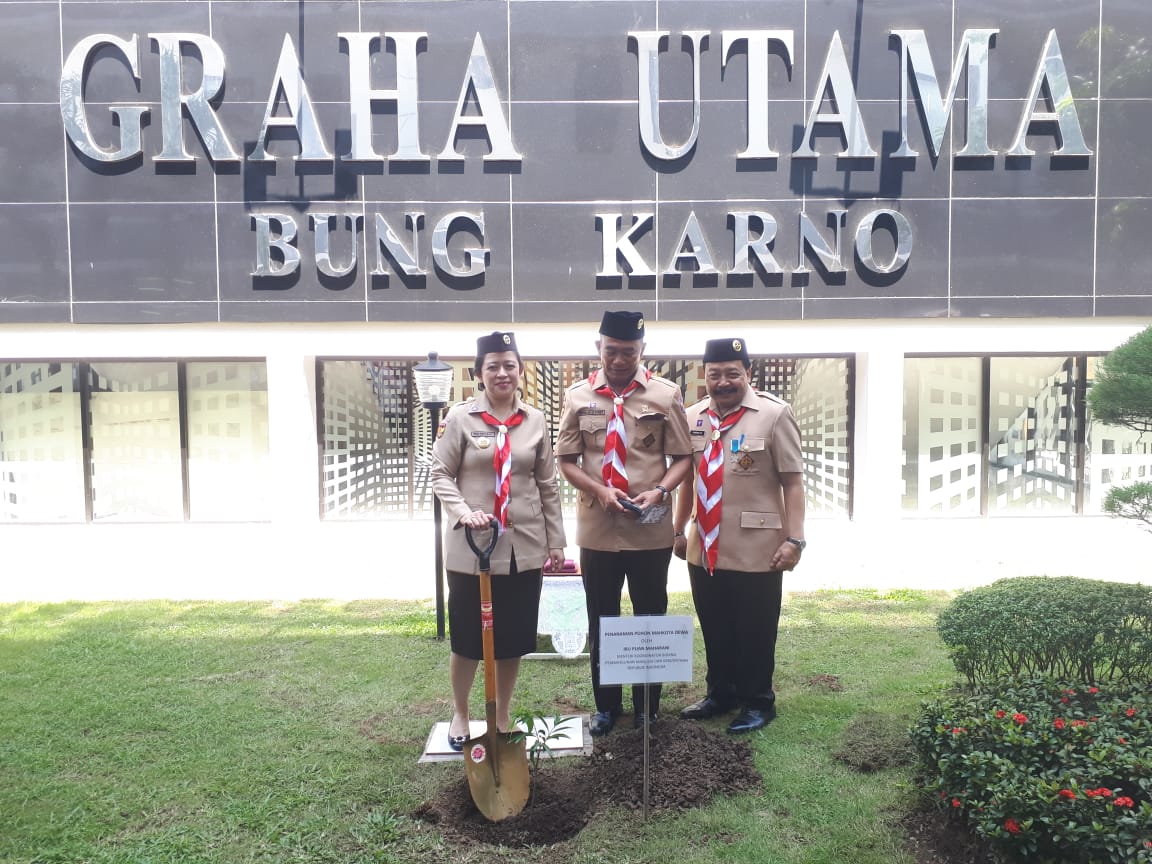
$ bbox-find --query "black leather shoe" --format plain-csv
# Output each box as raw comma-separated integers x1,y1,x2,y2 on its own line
727,706,776,734
633,712,658,729
589,710,619,737
680,696,735,720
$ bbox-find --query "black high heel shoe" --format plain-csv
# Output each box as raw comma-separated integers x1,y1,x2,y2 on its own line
447,731,468,752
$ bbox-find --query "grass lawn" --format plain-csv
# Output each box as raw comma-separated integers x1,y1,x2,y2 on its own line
1,589,956,864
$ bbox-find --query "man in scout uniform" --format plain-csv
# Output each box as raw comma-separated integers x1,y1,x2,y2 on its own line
672,337,807,734
556,310,693,736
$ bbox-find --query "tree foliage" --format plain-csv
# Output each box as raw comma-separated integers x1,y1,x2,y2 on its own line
1088,325,1152,434
1103,481,1152,531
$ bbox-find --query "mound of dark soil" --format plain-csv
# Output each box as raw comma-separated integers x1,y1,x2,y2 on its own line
413,719,761,847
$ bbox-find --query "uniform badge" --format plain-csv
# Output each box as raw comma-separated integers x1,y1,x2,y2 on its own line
642,433,656,448
436,419,448,439
477,437,491,449
736,453,754,471
696,418,704,427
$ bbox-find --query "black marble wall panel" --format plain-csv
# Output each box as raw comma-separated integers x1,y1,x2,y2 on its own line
0,0,1147,324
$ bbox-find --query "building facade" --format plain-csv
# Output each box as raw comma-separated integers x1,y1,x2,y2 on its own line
2,0,1150,592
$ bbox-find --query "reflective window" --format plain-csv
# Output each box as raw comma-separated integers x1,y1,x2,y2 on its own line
320,356,854,519
187,362,271,520
987,357,1078,515
902,358,982,515
88,363,183,521
1084,356,1152,514
0,362,84,521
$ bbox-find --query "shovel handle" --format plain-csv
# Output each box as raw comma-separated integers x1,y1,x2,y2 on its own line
464,524,500,571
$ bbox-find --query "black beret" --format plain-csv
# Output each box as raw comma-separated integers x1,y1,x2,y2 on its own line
703,337,750,366
475,331,518,362
599,310,646,341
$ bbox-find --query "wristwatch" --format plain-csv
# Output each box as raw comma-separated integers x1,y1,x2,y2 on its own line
655,484,669,501
786,536,807,552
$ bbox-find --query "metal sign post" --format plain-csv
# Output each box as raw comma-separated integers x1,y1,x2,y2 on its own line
598,615,694,819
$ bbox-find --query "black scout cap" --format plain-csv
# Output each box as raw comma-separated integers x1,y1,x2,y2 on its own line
475,331,518,365
703,337,751,367
598,310,646,341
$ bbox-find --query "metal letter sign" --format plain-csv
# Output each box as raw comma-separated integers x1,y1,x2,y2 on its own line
50,15,1101,318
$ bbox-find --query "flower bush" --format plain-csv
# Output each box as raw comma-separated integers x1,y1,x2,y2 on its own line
912,679,1152,863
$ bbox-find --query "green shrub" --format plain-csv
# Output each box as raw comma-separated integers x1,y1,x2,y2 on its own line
937,577,1152,686
912,679,1152,864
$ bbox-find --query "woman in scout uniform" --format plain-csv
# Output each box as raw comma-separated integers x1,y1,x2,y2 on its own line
430,331,566,751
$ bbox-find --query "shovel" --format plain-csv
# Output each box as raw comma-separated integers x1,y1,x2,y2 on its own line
462,524,530,821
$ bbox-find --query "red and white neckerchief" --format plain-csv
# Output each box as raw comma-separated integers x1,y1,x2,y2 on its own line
591,369,652,494
695,406,748,573
476,410,524,530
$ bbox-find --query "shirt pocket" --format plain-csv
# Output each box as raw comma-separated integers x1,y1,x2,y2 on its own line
636,412,665,451
580,416,607,449
730,436,766,476
740,511,782,529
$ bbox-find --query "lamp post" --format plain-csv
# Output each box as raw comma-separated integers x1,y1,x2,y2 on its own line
413,351,454,640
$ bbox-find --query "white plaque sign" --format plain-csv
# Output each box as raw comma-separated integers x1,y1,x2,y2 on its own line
598,615,694,686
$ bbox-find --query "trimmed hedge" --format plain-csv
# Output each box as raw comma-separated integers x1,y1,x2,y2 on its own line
937,577,1152,686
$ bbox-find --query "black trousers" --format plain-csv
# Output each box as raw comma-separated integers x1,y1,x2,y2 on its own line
687,563,783,712
581,547,672,715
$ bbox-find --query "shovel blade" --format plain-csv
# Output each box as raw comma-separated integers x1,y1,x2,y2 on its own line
463,731,530,821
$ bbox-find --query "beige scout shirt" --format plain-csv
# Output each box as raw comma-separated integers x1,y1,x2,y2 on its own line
556,367,692,551
431,393,566,575
684,389,804,574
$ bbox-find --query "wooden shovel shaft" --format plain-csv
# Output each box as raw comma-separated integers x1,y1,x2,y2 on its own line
478,565,501,785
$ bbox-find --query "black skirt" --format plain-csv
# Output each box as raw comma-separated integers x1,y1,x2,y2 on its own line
447,557,543,660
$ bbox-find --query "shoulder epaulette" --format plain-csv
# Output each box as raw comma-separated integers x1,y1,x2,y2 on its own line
756,390,788,405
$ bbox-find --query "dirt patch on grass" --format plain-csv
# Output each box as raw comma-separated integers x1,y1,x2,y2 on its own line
413,719,761,847
413,715,991,863
901,806,996,864
805,673,845,691
833,711,915,773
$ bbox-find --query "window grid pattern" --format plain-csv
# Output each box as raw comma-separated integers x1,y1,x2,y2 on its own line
0,363,83,521
320,357,852,520
902,358,982,515
988,358,1078,515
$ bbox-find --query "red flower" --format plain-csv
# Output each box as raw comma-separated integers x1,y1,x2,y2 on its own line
995,709,1006,719
1085,788,1113,799
1012,712,1028,725
952,727,966,735
1053,718,1066,730
1004,818,1022,834
952,798,962,808
1119,737,1128,745
1087,687,1099,694
1126,707,1136,717
1071,719,1088,728
1058,789,1076,800
1060,697,1070,704
1113,797,1135,808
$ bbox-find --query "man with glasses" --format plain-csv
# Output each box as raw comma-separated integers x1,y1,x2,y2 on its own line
556,311,693,736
